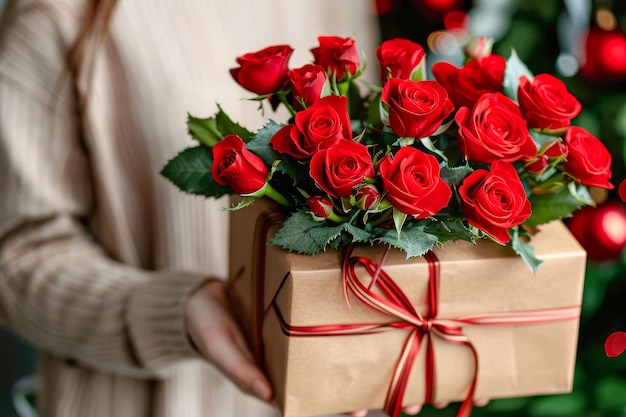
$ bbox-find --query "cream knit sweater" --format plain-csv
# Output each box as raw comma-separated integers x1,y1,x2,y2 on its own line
0,1,379,415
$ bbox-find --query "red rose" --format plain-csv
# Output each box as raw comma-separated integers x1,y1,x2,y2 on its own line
381,78,454,138
459,161,532,244
230,45,293,95
432,55,506,108
456,92,537,163
563,126,614,189
376,38,425,84
289,64,327,110
378,146,451,218
518,74,582,131
311,36,360,79
309,140,374,199
212,135,268,194
270,95,351,159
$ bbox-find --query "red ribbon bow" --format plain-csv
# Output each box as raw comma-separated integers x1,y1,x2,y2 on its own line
252,212,580,417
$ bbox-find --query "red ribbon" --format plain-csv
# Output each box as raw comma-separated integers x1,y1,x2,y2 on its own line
252,213,580,417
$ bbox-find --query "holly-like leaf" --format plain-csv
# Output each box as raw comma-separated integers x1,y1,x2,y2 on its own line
215,104,253,140
424,219,474,244
269,211,327,255
440,162,474,187
525,185,590,227
511,228,543,274
307,222,372,248
246,121,307,185
502,49,534,102
374,225,438,258
160,146,231,197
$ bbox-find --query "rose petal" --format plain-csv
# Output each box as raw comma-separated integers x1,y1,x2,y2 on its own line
619,179,626,203
605,331,626,357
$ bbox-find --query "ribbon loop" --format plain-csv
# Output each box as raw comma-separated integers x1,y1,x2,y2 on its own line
253,215,580,417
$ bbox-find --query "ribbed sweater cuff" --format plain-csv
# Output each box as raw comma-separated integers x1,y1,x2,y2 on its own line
127,271,210,369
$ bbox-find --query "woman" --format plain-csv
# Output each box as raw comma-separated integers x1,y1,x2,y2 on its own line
0,0,384,416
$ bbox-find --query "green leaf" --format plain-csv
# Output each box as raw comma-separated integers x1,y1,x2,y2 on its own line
424,219,474,244
525,186,588,227
269,211,326,255
160,146,231,197
530,129,558,148
502,49,534,102
567,182,595,206
419,137,448,162
187,114,222,147
440,162,474,187
511,228,543,274
306,222,372,249
375,225,438,258
246,121,308,185
392,208,407,237
215,104,253,140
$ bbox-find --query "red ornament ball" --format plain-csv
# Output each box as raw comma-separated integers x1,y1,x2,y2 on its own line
567,200,626,263
580,28,626,84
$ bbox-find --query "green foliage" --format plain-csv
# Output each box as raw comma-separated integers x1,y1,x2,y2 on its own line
160,146,230,197
269,210,374,254
245,121,308,185
440,162,473,187
511,228,543,273
524,185,592,228
424,218,474,245
187,105,252,147
502,49,534,102
374,223,439,258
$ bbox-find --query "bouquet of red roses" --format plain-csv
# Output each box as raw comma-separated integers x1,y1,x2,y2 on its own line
162,35,614,272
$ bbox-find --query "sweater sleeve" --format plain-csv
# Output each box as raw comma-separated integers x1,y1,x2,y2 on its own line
0,3,206,378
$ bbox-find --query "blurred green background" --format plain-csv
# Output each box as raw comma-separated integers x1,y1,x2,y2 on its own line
378,0,626,416
1,0,625,416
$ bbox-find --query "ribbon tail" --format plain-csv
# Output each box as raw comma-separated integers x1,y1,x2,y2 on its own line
384,329,423,417
455,342,479,417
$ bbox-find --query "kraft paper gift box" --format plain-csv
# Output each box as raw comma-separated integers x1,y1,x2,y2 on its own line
227,198,586,417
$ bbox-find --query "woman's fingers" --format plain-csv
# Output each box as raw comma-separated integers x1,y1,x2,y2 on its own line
474,398,490,407
402,404,422,415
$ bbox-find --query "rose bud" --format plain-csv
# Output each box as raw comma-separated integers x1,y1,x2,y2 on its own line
211,134,268,194
381,78,454,139
524,154,549,176
307,195,334,219
459,161,532,244
432,54,505,108
288,64,327,110
518,74,582,131
310,140,374,199
541,139,569,160
456,92,537,164
355,184,381,210
311,36,360,80
378,146,451,218
376,38,425,84
271,95,351,159
563,126,614,189
230,45,294,95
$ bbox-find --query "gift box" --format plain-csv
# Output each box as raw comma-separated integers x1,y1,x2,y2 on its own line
227,198,586,417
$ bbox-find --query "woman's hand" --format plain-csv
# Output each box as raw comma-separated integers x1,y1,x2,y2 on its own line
185,279,274,403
